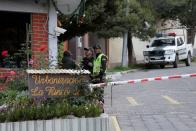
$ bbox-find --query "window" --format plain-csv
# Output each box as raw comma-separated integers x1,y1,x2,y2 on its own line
177,38,183,46
0,12,30,68
179,38,184,45
151,38,175,47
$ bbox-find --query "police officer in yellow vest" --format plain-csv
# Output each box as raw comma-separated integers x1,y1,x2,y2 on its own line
92,44,107,84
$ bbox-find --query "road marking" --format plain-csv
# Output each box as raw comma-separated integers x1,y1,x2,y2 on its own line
127,97,139,106
111,116,121,131
162,95,180,105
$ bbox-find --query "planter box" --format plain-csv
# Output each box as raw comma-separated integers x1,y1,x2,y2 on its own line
0,117,115,131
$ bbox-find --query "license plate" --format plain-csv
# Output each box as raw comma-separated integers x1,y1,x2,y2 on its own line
151,57,161,60
154,57,161,60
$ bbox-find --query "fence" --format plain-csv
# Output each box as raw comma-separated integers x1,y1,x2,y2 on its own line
0,117,115,131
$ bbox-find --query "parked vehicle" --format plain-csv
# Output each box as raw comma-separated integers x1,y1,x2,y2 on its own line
143,33,193,68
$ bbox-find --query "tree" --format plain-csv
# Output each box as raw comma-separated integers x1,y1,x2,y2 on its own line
59,0,156,65
96,0,156,65
150,0,196,45
58,0,107,40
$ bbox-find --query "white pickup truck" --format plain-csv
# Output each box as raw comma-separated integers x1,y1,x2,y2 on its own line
143,33,193,68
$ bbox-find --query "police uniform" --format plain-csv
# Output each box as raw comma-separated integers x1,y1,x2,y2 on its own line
93,53,107,83
92,44,108,83
92,45,107,112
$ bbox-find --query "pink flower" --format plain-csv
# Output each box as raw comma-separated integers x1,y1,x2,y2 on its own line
28,59,34,65
39,45,47,52
44,57,48,61
1,50,8,57
10,71,16,76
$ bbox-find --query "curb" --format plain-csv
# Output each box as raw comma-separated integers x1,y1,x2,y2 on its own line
107,68,140,75
106,68,141,80
111,116,121,131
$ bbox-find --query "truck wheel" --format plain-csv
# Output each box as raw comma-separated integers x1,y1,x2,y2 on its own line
160,65,165,69
185,53,191,66
173,55,178,68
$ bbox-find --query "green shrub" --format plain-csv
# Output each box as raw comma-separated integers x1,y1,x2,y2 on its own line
6,78,28,91
0,112,6,122
72,103,102,117
0,97,102,123
58,41,65,67
0,73,103,122
3,90,18,105
85,103,102,117
0,92,7,105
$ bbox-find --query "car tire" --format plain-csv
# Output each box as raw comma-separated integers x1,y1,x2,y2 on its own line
185,53,191,66
173,55,178,68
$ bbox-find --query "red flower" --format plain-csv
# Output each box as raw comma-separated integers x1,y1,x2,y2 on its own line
39,45,47,52
1,50,8,57
10,71,16,76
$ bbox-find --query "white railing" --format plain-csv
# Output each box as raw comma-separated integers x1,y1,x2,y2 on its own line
0,117,115,131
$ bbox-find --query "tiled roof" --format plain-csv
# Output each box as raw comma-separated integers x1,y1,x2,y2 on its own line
26,69,90,74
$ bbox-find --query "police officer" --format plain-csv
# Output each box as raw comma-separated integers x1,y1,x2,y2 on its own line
92,44,107,112
81,47,94,74
92,44,107,83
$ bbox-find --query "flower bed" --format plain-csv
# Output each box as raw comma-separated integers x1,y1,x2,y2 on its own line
0,73,103,123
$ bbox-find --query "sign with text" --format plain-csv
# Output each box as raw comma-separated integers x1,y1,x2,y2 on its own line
28,73,89,99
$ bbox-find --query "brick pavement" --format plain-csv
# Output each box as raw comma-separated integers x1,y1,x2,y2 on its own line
105,66,196,131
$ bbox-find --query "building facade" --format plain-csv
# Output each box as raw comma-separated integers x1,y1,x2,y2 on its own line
0,0,59,71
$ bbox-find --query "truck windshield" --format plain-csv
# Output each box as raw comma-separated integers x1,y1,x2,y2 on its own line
151,38,175,47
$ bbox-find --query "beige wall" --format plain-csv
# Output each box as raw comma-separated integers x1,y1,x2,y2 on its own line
109,38,123,68
132,37,149,63
157,20,188,43
194,35,196,49
108,37,150,66
161,29,187,43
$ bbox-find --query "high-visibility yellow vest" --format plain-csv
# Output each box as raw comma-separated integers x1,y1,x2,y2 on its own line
93,53,104,75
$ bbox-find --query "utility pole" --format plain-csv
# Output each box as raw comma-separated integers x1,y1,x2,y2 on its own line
121,0,129,67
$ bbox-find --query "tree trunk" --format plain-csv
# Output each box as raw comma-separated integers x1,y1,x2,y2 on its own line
187,28,196,46
127,32,136,66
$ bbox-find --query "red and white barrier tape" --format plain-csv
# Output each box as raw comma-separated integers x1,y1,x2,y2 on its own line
89,73,196,88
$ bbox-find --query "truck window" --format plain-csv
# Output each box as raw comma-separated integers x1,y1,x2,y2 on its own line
177,38,183,46
179,38,184,45
151,38,175,47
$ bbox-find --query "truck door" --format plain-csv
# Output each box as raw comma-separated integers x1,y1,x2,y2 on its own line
176,37,187,60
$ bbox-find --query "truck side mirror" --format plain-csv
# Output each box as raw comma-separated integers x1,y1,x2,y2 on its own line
146,45,149,48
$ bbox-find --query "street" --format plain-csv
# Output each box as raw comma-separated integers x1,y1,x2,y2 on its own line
105,63,196,131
